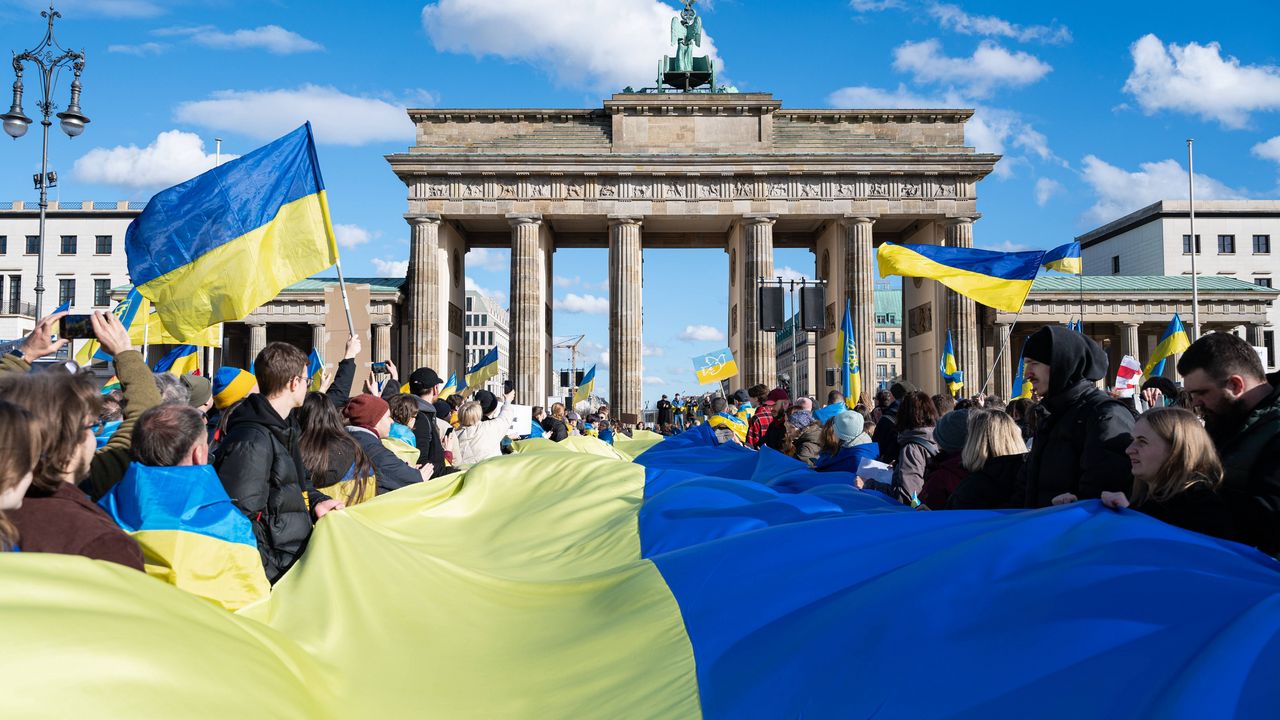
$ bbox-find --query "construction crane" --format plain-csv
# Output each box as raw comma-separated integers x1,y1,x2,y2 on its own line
553,334,587,403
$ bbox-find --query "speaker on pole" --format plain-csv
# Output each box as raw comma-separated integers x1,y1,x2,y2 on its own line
759,285,785,331
825,368,838,388
800,284,827,331
559,370,571,388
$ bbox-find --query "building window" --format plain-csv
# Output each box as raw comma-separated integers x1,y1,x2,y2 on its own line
466,296,473,311
1182,234,1201,254
875,331,886,343
1218,234,1236,254
1256,278,1273,289
1254,235,1271,254
8,275,20,313
58,279,75,308
876,348,886,358
25,236,38,255
93,279,111,306
95,235,112,255
1111,256,1120,274
0,235,6,254
60,235,77,255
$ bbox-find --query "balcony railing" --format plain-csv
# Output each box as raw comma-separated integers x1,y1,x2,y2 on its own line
1,301,37,318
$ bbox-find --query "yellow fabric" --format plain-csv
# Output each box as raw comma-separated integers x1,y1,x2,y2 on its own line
614,430,665,459
695,357,738,385
213,369,256,410
1045,257,1082,275
139,191,338,340
708,414,748,443
877,243,1035,312
128,300,222,347
381,437,420,464
132,529,270,611
1143,330,1192,377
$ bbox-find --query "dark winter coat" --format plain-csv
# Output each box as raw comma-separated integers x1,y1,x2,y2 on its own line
656,399,674,426
380,385,449,472
213,393,328,583
919,450,968,509
872,402,901,463
949,454,1027,510
324,358,356,408
1206,371,1280,554
346,426,424,495
866,427,937,505
792,423,824,466
541,416,569,442
8,482,144,570
1023,327,1135,508
1134,483,1233,541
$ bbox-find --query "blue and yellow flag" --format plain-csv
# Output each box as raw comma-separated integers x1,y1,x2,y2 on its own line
574,365,596,406
692,347,738,385
125,123,339,340
153,344,200,376
1041,241,1082,275
839,300,860,409
1144,313,1192,377
52,299,71,314
1012,339,1033,400
878,242,1044,312
940,330,964,396
466,347,500,390
98,463,269,611
307,348,324,391
439,373,458,401
75,287,146,365
131,304,222,348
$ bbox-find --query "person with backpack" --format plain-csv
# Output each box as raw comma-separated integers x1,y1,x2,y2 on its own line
865,391,938,506
1020,326,1135,508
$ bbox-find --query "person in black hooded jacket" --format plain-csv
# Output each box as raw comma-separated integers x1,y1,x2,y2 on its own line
1020,326,1136,508
214,343,341,583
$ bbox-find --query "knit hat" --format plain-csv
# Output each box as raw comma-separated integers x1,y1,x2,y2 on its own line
408,367,443,396
765,388,790,404
474,389,499,417
212,367,256,410
732,389,751,404
788,410,814,429
181,374,212,408
890,379,918,400
832,411,866,446
343,394,390,433
934,409,970,453
1022,329,1054,366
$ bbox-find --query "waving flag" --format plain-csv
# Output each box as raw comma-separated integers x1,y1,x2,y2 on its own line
130,304,222,348
74,287,146,365
466,347,500,390
439,373,458,401
573,365,596,406
153,344,200,376
125,123,339,339
878,242,1044,312
52,299,71,314
1041,241,1082,274
1144,313,1192,377
1012,340,1033,400
307,348,324,391
838,300,860,408
692,347,738,385
1116,355,1143,398
940,329,964,396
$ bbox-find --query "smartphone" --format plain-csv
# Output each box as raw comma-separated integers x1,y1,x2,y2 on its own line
370,361,389,373
58,314,95,340
503,380,515,395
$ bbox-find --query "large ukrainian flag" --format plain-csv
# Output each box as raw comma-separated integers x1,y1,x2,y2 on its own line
877,242,1044,312
125,123,338,339
838,300,860,408
573,364,596,406
465,347,500,390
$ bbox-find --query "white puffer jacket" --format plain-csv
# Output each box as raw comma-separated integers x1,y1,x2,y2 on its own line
454,403,514,467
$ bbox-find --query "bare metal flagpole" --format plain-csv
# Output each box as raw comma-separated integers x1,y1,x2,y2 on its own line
210,138,223,374
1188,139,1201,340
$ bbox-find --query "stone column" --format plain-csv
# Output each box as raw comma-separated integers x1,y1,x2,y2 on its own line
509,214,545,406
741,214,777,389
608,216,643,425
944,217,981,393
406,213,441,372
842,215,877,399
247,322,267,365
1121,322,1140,361
994,322,1013,400
311,322,326,354
374,323,392,363
1247,325,1264,347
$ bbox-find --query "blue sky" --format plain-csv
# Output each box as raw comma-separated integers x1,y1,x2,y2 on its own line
2,0,1279,404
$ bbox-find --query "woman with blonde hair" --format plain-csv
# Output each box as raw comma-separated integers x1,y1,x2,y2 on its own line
0,401,41,550
1100,407,1231,539
948,410,1028,509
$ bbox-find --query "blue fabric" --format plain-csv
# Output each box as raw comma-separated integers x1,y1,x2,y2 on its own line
99,464,257,547
599,428,614,445
812,442,880,474
94,419,123,449
1041,241,1081,265
125,124,323,285
885,242,1045,280
388,423,417,448
631,424,1280,719
812,402,848,425
528,421,544,439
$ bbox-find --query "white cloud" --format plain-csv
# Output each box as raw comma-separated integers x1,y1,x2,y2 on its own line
893,39,1051,97
1123,34,1280,129
107,42,169,56
1034,178,1063,207
1080,155,1248,224
422,0,726,91
466,247,508,272
334,224,380,249
679,324,725,342
600,350,610,367
72,130,236,190
465,276,507,305
372,258,409,276
554,275,580,287
776,266,813,283
643,376,667,386
642,345,664,357
554,293,609,314
186,25,323,54
828,83,952,109
1252,136,1280,164
173,84,418,146
927,3,1070,45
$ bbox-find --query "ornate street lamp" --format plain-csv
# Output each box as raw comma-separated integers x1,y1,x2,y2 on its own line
3,3,89,318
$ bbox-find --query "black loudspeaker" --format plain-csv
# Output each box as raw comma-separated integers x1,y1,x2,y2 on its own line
559,370,571,388
800,285,827,331
759,286,785,331
825,368,838,388
575,370,586,385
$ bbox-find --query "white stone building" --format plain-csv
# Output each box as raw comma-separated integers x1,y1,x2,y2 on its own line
775,289,904,400
0,200,140,341
465,290,509,394
1078,200,1279,369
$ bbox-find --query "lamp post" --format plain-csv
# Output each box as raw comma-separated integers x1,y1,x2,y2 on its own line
2,3,89,319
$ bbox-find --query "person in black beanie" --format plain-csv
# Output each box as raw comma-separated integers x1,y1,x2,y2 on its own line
873,379,916,463
1020,326,1136,508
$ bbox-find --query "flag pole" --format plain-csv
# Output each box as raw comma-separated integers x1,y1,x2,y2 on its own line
333,256,356,337
1188,139,1201,341
980,304,1026,397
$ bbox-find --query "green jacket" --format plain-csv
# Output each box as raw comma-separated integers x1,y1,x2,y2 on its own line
1,350,161,500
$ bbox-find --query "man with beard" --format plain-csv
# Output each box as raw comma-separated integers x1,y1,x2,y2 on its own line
1178,332,1280,555
1019,326,1136,508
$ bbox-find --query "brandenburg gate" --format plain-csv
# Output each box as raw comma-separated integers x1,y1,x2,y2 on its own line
386,92,998,421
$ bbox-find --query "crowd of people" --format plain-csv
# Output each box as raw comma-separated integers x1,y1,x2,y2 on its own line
0,311,1277,597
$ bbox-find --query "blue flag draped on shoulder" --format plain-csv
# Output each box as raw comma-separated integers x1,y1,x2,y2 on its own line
573,365,596,406
1041,241,1082,275
877,242,1043,312
839,300,860,408
1145,313,1192,377
466,347,500,390
125,123,339,339
940,330,964,396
